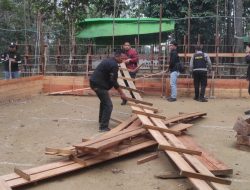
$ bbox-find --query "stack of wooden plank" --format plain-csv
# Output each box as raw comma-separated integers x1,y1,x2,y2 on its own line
0,63,233,190
233,117,250,146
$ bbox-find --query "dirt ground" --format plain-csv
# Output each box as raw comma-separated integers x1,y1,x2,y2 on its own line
0,95,250,190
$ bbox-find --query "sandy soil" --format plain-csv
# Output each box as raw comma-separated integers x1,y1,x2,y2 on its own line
0,95,250,190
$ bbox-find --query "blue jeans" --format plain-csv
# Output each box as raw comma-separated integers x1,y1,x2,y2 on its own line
90,82,113,130
170,71,179,99
4,71,20,80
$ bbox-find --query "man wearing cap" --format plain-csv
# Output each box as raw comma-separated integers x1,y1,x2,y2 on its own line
167,41,180,102
1,42,22,79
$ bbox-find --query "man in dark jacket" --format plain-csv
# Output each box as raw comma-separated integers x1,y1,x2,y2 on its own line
190,45,212,102
1,42,22,79
90,50,127,132
167,41,180,102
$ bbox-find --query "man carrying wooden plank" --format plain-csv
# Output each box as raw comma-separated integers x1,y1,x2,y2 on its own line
89,50,127,132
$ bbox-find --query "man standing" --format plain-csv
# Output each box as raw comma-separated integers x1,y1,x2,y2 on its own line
121,42,139,105
122,42,139,78
90,50,127,132
1,42,22,80
190,45,212,102
167,41,180,102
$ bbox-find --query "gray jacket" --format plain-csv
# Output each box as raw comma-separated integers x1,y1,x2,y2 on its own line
189,51,212,72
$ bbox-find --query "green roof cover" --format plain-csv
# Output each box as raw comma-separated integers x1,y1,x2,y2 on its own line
76,18,174,45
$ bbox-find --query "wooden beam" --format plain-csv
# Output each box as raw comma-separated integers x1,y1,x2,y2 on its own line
0,179,12,190
137,153,158,165
127,102,158,113
14,168,30,181
118,63,215,190
170,123,193,132
3,140,157,188
119,85,144,94
126,97,153,106
132,110,166,120
118,76,136,81
180,170,232,185
158,144,202,156
143,124,181,136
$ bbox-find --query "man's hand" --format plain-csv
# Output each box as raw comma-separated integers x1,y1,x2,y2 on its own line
124,59,131,64
9,58,16,63
120,92,127,101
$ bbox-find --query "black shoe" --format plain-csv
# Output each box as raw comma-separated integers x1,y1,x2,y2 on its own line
244,110,250,115
193,97,199,101
99,128,111,132
121,99,127,105
167,98,177,102
199,98,208,102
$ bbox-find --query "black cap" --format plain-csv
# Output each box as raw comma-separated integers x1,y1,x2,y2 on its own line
9,42,16,48
169,41,178,46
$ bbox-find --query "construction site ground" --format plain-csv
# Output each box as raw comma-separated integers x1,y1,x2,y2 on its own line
0,95,250,190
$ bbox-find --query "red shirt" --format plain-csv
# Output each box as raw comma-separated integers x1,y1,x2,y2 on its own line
125,48,138,70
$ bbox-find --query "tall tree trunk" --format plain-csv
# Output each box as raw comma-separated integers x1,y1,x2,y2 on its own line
234,0,244,53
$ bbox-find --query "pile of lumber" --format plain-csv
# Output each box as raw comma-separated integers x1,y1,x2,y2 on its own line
0,63,233,190
233,117,250,146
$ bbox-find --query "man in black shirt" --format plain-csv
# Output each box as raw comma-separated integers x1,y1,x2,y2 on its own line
90,50,127,132
167,41,180,102
1,42,22,79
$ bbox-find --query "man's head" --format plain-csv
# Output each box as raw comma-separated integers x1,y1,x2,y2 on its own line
123,42,131,51
195,45,202,52
8,42,17,52
169,41,177,51
114,49,127,63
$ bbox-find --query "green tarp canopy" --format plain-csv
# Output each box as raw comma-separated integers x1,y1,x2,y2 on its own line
76,18,175,45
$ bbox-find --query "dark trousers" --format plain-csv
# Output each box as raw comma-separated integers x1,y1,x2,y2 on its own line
248,82,250,95
90,82,113,129
193,71,207,99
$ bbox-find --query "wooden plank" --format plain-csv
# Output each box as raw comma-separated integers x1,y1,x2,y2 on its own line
137,153,158,165
178,135,233,176
158,144,202,156
143,124,181,136
118,63,214,190
127,102,158,113
119,85,144,94
170,123,193,132
120,68,231,190
102,115,138,137
126,97,153,106
0,178,12,190
74,119,142,149
4,140,157,188
83,128,147,151
132,110,166,120
180,171,231,185
14,168,30,181
118,76,136,81
48,88,90,95
164,112,207,125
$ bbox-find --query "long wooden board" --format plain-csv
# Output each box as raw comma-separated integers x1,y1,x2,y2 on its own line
119,62,230,190
3,139,157,188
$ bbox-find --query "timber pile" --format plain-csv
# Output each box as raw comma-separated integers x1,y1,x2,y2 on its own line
0,63,232,190
233,117,250,146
